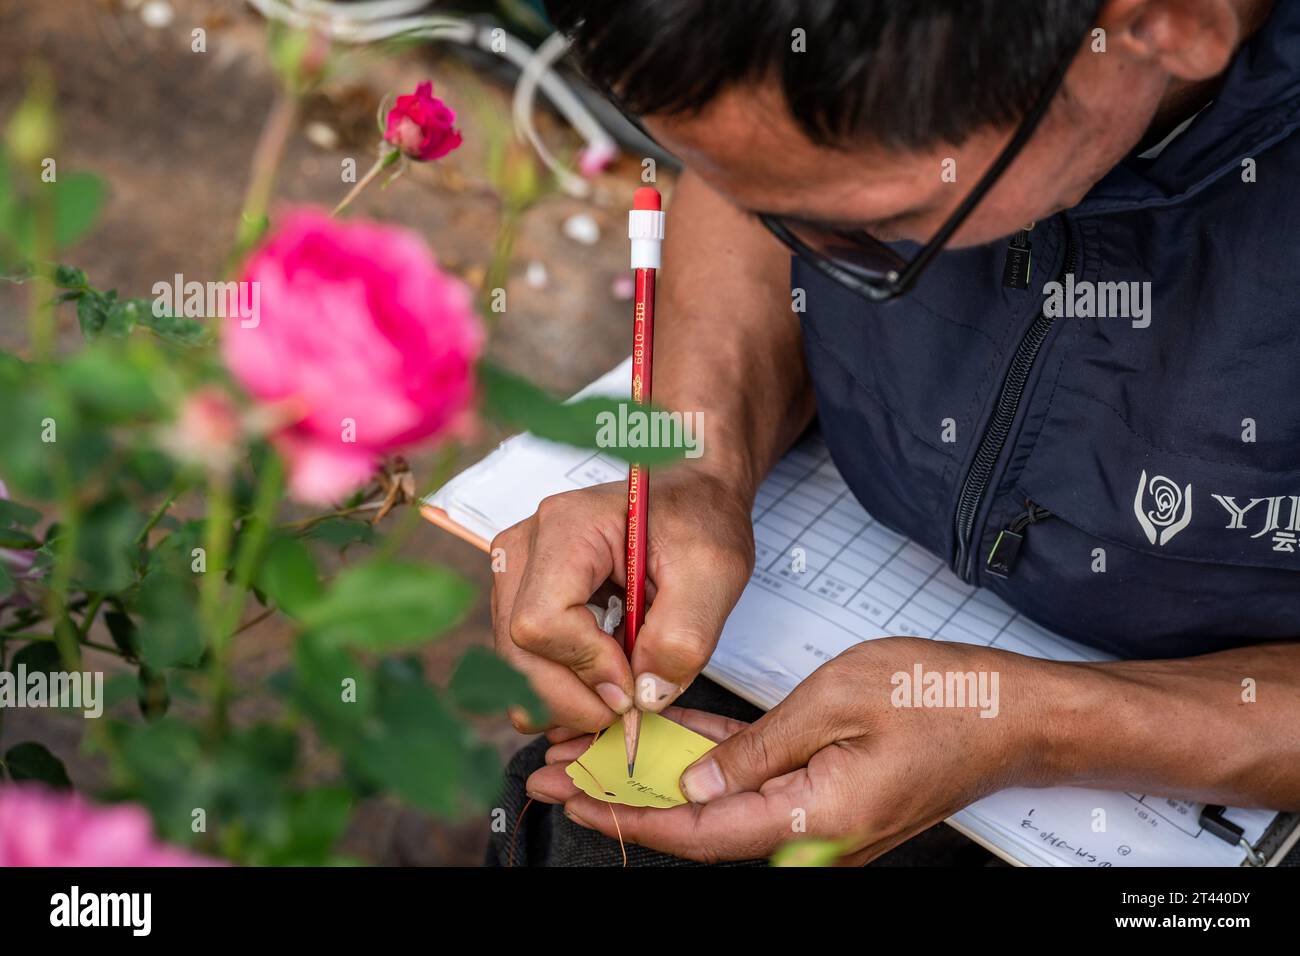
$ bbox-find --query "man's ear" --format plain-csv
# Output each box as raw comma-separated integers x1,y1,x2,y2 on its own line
1098,0,1240,81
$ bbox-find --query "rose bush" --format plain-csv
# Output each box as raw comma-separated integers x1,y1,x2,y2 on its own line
0,46,667,865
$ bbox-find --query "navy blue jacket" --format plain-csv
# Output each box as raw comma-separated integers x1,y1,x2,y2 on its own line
795,4,1300,659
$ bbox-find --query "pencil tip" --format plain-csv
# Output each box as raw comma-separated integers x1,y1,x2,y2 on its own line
627,761,635,778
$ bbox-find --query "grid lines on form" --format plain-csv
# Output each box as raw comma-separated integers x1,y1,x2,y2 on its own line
747,435,1104,663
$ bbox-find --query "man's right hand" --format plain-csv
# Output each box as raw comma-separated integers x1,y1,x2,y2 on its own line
489,171,814,735
489,469,755,734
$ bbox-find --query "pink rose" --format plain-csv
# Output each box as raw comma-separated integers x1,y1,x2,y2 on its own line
0,784,218,866
384,81,463,162
223,208,483,504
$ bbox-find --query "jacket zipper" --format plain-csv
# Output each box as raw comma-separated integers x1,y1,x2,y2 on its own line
952,217,1076,581
983,500,1051,578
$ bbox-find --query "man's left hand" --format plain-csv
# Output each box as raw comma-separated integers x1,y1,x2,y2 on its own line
525,636,1070,864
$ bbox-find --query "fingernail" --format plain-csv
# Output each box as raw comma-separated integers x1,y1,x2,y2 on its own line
634,673,679,711
564,807,589,827
595,682,631,714
680,758,726,804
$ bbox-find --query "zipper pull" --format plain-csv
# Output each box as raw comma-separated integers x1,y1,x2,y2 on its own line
1001,222,1035,290
985,500,1051,578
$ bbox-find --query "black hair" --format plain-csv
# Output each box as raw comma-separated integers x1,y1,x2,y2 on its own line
545,0,1101,149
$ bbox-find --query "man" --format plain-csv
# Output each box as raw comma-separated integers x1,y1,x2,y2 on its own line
487,0,1300,866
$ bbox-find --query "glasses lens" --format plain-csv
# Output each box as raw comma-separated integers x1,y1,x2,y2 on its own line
780,218,910,287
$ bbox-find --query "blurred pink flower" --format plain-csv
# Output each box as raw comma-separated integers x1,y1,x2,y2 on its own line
577,141,617,178
0,785,219,867
384,81,463,162
0,479,35,580
159,386,243,474
610,274,635,301
0,478,39,611
223,208,483,504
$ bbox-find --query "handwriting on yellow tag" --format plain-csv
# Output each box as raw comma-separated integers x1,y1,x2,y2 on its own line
566,712,716,808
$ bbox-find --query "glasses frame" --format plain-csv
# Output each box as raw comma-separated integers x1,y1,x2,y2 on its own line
765,44,1080,302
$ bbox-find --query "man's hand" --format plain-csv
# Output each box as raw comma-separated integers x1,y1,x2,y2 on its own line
488,171,814,738
489,469,755,734
524,637,1065,863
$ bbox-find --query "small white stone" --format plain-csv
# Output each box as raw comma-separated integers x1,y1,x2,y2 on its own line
524,261,549,290
304,121,339,150
562,213,600,246
140,0,175,28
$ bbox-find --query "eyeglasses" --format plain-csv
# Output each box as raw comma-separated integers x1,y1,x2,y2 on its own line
618,36,1081,303
759,44,1079,302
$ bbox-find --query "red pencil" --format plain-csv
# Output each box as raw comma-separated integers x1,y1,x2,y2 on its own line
622,186,664,777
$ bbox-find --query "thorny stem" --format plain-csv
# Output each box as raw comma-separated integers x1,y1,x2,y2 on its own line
207,454,283,740
227,91,300,273
77,593,106,641
136,488,180,545
47,455,83,670
278,498,384,532
199,470,234,739
332,148,401,217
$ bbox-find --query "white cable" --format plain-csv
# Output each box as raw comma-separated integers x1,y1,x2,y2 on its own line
244,0,618,190
295,0,435,23
512,31,603,197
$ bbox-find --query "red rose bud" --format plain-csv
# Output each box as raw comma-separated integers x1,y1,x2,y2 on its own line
383,81,463,162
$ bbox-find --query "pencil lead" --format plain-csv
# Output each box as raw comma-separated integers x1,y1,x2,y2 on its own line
628,761,635,778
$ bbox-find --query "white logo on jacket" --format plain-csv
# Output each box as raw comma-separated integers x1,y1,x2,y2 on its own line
1134,471,1193,546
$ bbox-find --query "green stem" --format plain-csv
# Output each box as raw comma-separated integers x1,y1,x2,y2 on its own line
278,498,383,532
233,606,274,638
27,188,56,360
78,593,106,641
332,148,400,217
207,454,283,739
198,473,233,643
47,455,82,670
136,487,181,545
480,203,521,319
10,630,125,658
226,91,300,274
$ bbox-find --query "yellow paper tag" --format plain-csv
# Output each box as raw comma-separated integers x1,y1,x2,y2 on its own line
565,712,716,808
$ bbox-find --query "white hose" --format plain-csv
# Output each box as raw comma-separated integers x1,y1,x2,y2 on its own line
244,0,618,195
512,31,601,197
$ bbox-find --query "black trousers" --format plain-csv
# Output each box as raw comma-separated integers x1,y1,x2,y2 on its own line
485,677,997,867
